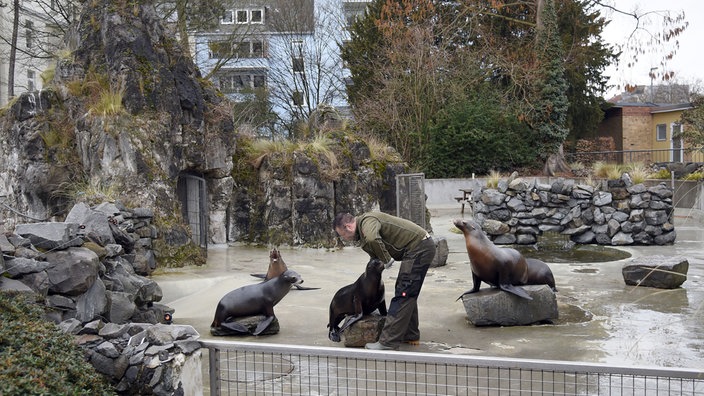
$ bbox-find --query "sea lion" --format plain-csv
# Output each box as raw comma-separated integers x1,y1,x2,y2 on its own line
211,269,303,335
250,248,319,290
327,258,387,342
525,258,557,292
454,218,556,300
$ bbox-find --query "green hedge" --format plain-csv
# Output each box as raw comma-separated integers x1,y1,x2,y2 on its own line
0,291,114,396
424,95,537,178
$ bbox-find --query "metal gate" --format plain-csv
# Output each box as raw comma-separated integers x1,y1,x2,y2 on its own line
176,173,208,248
396,173,426,229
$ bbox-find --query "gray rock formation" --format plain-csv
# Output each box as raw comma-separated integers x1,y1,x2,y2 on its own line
460,285,558,326
0,1,411,254
622,255,688,289
71,322,202,395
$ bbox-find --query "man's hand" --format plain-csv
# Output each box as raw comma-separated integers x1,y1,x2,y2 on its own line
385,259,395,269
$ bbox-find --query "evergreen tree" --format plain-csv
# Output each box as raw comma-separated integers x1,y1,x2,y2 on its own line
557,0,617,141
533,0,569,162
340,0,386,104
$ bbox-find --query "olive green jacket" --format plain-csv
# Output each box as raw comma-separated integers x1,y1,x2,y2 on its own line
355,212,428,263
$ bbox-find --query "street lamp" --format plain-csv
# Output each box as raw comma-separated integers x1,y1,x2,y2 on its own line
649,67,658,103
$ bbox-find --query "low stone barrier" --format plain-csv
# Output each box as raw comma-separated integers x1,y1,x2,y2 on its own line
471,174,676,245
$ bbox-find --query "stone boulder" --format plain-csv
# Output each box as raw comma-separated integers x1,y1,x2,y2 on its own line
342,315,386,347
45,247,102,296
14,222,84,251
622,255,688,289
460,285,558,326
430,237,449,268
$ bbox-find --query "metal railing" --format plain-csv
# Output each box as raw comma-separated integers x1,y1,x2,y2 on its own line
201,340,704,395
565,149,704,165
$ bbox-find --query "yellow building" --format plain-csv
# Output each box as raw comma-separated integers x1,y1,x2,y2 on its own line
597,102,703,163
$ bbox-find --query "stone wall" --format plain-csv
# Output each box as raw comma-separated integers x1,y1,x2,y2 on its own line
471,174,676,246
1,202,200,394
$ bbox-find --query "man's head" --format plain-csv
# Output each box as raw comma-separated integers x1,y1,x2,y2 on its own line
333,212,357,241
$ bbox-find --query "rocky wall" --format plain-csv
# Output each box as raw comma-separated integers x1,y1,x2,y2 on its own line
1,202,199,394
471,174,676,245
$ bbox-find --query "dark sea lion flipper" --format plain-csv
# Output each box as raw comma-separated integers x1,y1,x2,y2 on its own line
219,321,250,334
378,300,387,316
328,330,341,342
338,313,363,333
253,316,275,335
456,289,475,302
293,284,321,291
500,284,533,300
250,273,266,279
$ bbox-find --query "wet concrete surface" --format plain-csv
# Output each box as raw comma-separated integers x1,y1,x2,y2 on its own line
154,206,704,369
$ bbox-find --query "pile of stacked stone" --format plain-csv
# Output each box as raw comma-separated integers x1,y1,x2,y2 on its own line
471,174,676,246
1,202,201,394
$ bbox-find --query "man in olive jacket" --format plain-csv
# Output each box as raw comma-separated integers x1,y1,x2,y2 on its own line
333,212,436,350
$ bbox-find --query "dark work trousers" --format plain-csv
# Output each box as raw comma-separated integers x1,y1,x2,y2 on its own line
378,238,436,347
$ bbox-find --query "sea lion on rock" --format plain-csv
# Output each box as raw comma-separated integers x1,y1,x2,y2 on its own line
327,258,387,342
454,218,556,300
525,258,557,292
211,269,303,335
250,248,319,290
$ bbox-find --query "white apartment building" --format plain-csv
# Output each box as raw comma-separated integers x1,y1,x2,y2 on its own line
0,1,66,106
192,0,371,133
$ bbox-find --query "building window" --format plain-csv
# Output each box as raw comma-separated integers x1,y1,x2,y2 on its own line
232,39,266,58
218,70,267,93
209,40,232,59
672,123,682,139
25,20,34,49
251,40,264,57
656,123,667,141
27,70,36,91
251,9,263,24
236,10,248,23
232,9,264,24
291,40,304,73
221,10,234,24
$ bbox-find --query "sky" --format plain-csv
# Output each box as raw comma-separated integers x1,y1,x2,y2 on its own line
599,0,703,99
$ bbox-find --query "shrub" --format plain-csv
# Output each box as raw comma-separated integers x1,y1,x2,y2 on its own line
424,92,536,178
485,170,503,189
0,292,114,396
649,169,672,179
682,171,704,181
623,162,649,184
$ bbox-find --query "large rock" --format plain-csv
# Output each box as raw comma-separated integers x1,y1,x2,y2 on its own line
460,285,558,326
342,315,386,347
622,255,688,289
76,278,109,323
65,202,116,246
430,237,449,268
45,247,102,296
14,222,84,251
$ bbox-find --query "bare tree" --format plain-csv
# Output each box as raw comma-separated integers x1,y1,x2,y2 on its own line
7,0,19,99
264,0,349,139
1,0,80,101
594,0,688,90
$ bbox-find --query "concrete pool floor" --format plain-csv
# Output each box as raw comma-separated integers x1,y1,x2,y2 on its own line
153,205,704,369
